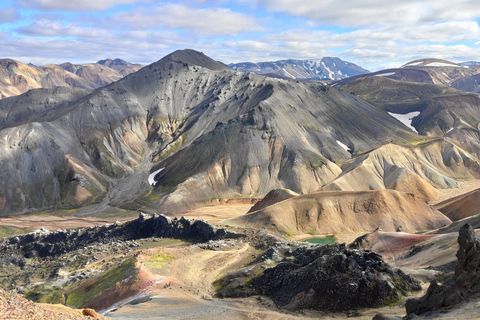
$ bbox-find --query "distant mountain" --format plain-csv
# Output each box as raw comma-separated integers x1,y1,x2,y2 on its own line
97,58,143,76
461,61,480,66
229,57,369,81
0,59,143,99
334,58,480,93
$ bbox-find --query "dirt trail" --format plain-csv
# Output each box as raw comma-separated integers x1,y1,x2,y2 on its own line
0,214,136,231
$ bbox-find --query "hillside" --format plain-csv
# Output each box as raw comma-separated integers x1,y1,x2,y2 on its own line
222,189,451,235
0,49,417,216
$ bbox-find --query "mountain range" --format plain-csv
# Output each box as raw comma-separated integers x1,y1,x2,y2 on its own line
229,57,369,81
1,50,480,220
0,58,142,99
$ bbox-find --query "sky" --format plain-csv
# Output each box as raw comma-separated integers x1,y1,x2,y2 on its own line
1,0,480,70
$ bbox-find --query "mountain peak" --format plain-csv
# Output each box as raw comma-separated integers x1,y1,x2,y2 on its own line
401,58,461,68
159,49,231,71
97,58,132,68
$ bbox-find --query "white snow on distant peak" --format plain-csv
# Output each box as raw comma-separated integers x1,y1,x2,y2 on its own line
375,72,395,77
282,68,296,79
424,62,457,67
148,167,164,186
336,140,350,152
446,127,454,133
406,61,423,66
388,111,420,133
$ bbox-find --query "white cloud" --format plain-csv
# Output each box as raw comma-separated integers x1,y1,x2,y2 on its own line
0,7,20,22
256,0,480,27
17,20,112,38
19,0,151,11
114,3,264,35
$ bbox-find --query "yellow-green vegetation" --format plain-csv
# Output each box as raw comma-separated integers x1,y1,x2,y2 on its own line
0,225,28,238
302,151,327,168
157,136,186,161
25,285,64,304
66,258,136,308
144,251,174,269
86,136,125,178
119,185,168,211
33,208,78,216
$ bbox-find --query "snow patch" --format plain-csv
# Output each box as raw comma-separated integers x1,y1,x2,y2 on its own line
375,72,395,77
446,127,454,133
282,68,296,79
406,61,423,66
336,140,350,152
148,167,164,186
388,111,420,133
424,62,457,67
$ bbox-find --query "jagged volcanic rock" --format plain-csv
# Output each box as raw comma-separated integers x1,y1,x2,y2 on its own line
0,213,240,260
406,224,480,315
217,242,421,311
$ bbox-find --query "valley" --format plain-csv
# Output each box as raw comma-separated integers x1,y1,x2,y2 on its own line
2,49,480,320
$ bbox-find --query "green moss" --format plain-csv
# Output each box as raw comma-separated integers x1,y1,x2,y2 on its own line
66,258,136,308
144,252,174,269
157,136,186,161
0,225,29,238
302,151,327,168
25,285,64,304
86,136,125,178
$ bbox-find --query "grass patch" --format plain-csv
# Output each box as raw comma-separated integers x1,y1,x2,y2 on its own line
144,251,174,269
66,257,136,308
25,285,64,304
0,225,29,238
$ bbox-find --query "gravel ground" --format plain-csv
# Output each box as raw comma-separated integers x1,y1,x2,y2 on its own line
0,289,102,320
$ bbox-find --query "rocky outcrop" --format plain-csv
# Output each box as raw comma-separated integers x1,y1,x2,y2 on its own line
406,224,480,315
0,213,240,260
217,242,420,311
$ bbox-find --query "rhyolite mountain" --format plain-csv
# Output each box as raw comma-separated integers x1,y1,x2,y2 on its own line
97,58,144,76
0,49,418,216
229,57,369,81
0,58,143,99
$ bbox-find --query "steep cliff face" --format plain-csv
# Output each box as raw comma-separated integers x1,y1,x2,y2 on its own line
0,49,416,215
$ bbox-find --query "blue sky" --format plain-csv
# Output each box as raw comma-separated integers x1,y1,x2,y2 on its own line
1,0,480,70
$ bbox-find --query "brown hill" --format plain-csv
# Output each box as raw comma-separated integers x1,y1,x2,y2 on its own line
0,58,141,100
322,140,480,201
222,189,451,235
434,188,480,221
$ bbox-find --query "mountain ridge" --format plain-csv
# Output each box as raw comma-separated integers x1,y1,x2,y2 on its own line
229,56,369,81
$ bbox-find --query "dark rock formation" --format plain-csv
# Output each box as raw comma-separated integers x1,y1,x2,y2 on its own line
217,242,420,311
0,213,240,261
406,224,480,315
